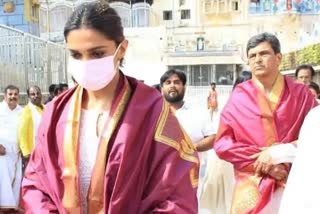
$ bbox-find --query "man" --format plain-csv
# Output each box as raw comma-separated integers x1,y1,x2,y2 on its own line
214,32,316,214
160,69,216,154
278,105,320,213
45,84,56,104
308,82,320,102
54,83,69,97
160,69,233,213
207,82,218,121
295,64,315,85
18,86,44,162
0,85,23,211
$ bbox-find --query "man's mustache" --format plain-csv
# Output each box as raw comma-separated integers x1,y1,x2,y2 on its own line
9,98,17,101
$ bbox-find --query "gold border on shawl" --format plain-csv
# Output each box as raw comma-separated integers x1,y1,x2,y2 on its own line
269,74,284,111
154,102,199,187
62,86,82,214
231,173,261,214
231,75,284,213
87,78,132,214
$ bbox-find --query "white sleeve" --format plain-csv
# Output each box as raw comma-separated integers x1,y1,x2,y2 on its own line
279,106,320,213
202,113,219,136
268,143,297,164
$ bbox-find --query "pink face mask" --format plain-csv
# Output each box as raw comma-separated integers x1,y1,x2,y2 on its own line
68,45,121,91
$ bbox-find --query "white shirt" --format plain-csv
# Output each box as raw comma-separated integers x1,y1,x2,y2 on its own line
175,102,217,143
0,102,22,152
279,105,320,214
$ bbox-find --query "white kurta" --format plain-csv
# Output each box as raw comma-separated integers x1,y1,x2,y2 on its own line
175,102,234,214
0,102,23,208
79,109,107,214
278,105,320,214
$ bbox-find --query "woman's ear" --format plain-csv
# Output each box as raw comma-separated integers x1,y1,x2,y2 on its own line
119,39,128,59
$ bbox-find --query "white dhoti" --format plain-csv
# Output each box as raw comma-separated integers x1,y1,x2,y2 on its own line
0,102,23,209
0,141,22,208
199,150,235,214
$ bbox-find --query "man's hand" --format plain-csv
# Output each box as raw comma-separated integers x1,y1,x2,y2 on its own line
251,149,273,176
0,144,6,155
268,164,288,181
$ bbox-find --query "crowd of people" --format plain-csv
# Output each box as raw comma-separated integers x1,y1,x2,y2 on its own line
0,1,320,214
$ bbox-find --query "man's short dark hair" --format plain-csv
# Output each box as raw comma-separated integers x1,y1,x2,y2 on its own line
48,84,56,94
4,85,19,94
295,64,315,77
308,81,319,94
27,85,41,96
246,32,281,56
160,69,187,86
210,82,216,86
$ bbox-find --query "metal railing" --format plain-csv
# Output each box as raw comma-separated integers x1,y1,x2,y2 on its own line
185,85,233,111
0,24,68,95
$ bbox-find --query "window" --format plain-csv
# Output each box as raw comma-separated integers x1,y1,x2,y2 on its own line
163,10,172,20
189,65,213,86
306,0,313,11
204,0,215,14
264,0,270,11
219,0,226,13
181,9,190,19
31,4,39,21
179,0,186,6
232,1,239,11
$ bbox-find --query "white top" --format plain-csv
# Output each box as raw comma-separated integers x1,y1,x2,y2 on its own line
79,109,108,214
175,102,217,143
0,102,22,152
279,105,320,214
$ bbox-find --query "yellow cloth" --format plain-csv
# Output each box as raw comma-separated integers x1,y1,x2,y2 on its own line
18,104,44,157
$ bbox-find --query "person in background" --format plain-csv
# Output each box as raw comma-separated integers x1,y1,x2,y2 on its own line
54,83,69,97
207,82,218,121
214,32,316,214
295,64,315,85
21,2,198,213
151,83,161,92
45,84,56,104
308,82,320,102
160,69,233,214
0,85,23,212
18,85,44,166
233,70,252,90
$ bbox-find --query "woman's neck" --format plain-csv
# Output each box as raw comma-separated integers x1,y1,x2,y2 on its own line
82,72,120,112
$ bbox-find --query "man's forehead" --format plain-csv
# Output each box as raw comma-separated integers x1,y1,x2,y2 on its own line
167,74,181,81
6,89,18,94
30,87,40,92
248,42,273,53
298,69,312,76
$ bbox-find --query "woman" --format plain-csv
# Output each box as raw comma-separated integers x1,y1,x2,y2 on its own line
21,2,198,213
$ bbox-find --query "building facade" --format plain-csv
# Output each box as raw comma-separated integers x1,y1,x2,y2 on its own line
35,0,320,85
0,0,39,34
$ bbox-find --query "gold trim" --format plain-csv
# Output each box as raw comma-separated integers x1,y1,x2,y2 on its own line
87,78,132,213
154,102,199,187
231,174,261,214
62,86,82,213
269,74,284,111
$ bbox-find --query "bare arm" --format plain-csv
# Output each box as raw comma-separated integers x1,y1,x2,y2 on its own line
195,134,216,152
